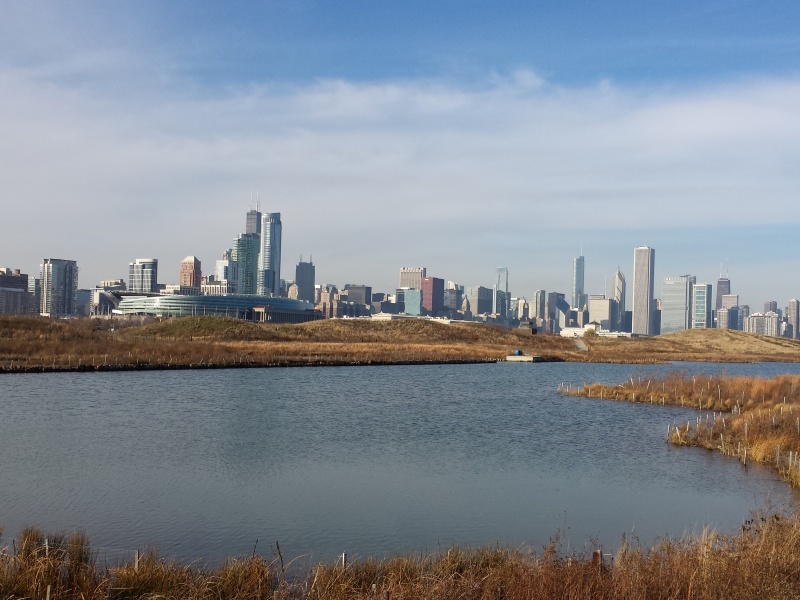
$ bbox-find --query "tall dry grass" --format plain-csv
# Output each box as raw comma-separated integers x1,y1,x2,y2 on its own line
5,517,800,599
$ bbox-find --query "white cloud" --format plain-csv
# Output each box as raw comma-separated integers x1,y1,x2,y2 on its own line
1,49,799,304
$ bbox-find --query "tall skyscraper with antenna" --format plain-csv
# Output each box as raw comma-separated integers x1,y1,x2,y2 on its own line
716,263,731,312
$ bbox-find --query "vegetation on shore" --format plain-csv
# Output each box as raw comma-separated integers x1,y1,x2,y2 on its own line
3,315,800,373
4,514,800,599
562,372,800,487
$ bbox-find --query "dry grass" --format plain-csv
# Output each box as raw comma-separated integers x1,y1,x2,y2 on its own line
565,372,800,487
5,517,800,599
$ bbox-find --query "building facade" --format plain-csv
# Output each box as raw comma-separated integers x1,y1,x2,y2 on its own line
572,255,586,310
40,258,79,317
692,283,712,328
258,212,282,296
232,233,260,295
0,268,30,314
399,267,426,289
421,276,445,316
660,275,695,334
632,246,655,335
789,299,800,340
295,259,316,304
179,256,201,289
129,258,158,293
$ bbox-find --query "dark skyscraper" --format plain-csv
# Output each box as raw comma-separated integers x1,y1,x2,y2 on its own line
715,276,730,311
421,276,444,315
246,207,262,235
295,258,315,304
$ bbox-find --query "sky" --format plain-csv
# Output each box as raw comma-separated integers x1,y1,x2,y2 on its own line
2,1,800,310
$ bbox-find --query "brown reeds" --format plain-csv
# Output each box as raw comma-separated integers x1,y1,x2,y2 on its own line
4,516,800,599
565,372,800,487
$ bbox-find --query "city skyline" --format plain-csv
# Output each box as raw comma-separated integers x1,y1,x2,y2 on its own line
2,3,800,306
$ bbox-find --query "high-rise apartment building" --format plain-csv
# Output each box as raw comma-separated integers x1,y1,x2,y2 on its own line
721,294,739,310
295,258,316,304
788,299,800,340
128,258,158,293
718,307,741,330
632,246,655,335
692,283,712,328
660,275,695,334
0,268,30,314
572,255,586,310
232,233,259,294
765,300,778,313
399,267,426,289
258,212,282,296
745,312,780,337
40,258,79,317
179,256,202,289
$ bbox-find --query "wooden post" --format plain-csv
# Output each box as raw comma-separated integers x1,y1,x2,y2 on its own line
342,552,347,569
45,538,48,557
46,585,51,600
135,549,140,572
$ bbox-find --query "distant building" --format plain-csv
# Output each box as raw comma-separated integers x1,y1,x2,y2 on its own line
246,207,262,235
399,267,426,289
404,288,423,316
744,312,780,337
632,246,655,335
588,294,618,331
0,268,30,314
258,212,282,296
179,256,201,290
715,277,731,312
465,286,493,315
717,306,740,330
129,258,158,293
612,269,626,331
344,284,372,306
533,290,546,321
765,300,778,314
660,275,695,334
545,292,570,333
789,299,800,340
232,233,260,295
40,258,79,317
721,294,739,310
692,283,712,329
295,258,316,304
494,267,509,318
572,256,586,310
421,276,445,315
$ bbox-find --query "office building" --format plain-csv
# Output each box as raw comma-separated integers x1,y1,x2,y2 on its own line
246,207,262,235
421,276,445,315
545,292,570,333
572,255,586,310
494,267,509,318
0,268,30,314
660,275,695,334
404,288,423,316
612,269,626,331
632,246,655,335
588,294,618,331
532,290,546,321
715,277,731,311
258,213,282,296
465,286,493,315
128,258,158,293
789,299,800,340
40,258,79,317
399,267,426,289
179,256,202,289
295,258,316,304
343,284,372,306
721,294,739,310
692,283,713,328
717,306,740,330
744,312,780,337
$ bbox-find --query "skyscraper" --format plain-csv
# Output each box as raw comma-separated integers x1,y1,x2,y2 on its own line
258,212,282,296
533,290,546,321
128,258,158,293
660,275,695,334
246,207,262,236
179,256,201,289
788,299,800,340
572,255,586,310
715,276,730,311
40,258,79,317
399,267,426,289
295,258,316,304
632,246,655,335
611,268,626,331
421,276,445,316
692,284,713,328
494,267,509,318
232,233,259,294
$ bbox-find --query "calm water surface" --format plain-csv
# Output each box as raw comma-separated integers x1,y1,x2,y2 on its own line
2,361,800,567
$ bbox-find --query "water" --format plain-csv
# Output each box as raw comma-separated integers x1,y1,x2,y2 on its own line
1,361,799,569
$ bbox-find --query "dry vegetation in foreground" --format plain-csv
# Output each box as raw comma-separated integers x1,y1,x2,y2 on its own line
0,315,579,372
563,372,800,487
584,328,800,363
4,514,800,600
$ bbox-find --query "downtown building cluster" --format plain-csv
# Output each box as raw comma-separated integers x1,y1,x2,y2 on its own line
2,214,799,339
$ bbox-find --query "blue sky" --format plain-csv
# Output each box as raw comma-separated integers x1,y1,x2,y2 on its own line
2,1,800,309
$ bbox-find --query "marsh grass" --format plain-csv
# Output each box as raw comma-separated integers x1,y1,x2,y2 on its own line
566,372,800,487
5,517,800,599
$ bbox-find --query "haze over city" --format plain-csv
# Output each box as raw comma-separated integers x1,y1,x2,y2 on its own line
2,1,800,308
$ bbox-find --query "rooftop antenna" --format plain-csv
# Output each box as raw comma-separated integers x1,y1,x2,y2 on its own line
249,191,253,211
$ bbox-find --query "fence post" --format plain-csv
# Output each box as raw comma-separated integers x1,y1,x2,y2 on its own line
135,549,140,572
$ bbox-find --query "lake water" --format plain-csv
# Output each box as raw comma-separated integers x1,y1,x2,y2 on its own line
2,361,800,569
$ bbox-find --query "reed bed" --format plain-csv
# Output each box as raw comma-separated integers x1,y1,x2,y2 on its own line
4,516,800,599
563,372,800,487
